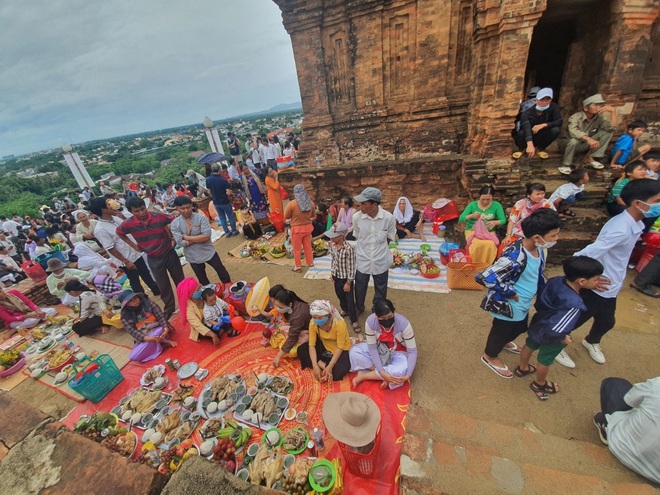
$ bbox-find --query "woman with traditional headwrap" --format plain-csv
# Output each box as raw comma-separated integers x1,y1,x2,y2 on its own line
176,277,222,345
70,210,101,251
284,184,316,272
393,196,426,240
240,163,269,222
297,300,352,382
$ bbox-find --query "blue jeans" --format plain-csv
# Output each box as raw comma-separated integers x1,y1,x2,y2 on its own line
559,192,584,207
215,203,237,234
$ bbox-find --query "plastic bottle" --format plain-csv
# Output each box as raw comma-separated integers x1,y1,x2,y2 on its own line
64,338,75,351
313,427,325,451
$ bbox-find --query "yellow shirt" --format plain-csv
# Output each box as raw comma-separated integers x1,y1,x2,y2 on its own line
309,318,351,353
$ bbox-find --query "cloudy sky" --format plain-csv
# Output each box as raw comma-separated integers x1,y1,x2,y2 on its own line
0,0,300,157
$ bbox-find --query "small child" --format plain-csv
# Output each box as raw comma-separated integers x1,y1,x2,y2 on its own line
64,280,114,336
640,148,660,180
201,288,238,338
476,208,562,379
324,222,360,333
236,204,262,240
516,256,604,400
610,120,651,172
548,168,589,218
607,161,648,217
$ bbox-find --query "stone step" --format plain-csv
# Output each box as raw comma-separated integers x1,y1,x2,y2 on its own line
401,404,657,495
559,206,609,232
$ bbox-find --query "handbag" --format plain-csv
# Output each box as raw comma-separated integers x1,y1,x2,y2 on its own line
377,341,393,366
279,186,289,200
446,259,489,290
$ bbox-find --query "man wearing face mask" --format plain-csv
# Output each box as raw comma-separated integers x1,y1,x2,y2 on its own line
570,179,660,366
513,87,563,159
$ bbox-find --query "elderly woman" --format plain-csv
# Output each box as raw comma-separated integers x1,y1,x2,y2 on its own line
458,185,506,264
241,164,269,222
45,258,91,306
393,197,426,240
505,182,555,243
70,210,101,251
0,287,57,331
176,277,223,346
297,300,352,382
284,184,316,272
271,287,311,368
350,299,417,389
119,290,176,362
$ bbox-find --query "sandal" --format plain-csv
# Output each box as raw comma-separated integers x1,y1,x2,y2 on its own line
537,151,549,159
562,209,576,218
503,342,522,355
480,356,513,379
512,151,523,159
291,267,302,273
531,380,559,394
630,283,660,298
514,364,536,377
227,328,240,338
352,322,362,333
530,382,548,401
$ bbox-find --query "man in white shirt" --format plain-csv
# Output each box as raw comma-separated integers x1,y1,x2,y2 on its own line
571,179,660,365
263,137,279,171
88,197,160,296
593,376,660,484
352,187,397,315
1,217,20,237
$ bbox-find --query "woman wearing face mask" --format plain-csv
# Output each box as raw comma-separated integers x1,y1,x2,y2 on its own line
297,300,352,382
512,87,563,160
176,277,221,345
350,299,417,389
271,288,311,368
503,182,555,251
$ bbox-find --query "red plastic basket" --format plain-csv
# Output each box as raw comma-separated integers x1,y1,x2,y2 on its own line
337,424,381,478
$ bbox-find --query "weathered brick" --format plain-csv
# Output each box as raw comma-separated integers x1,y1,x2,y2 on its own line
610,482,659,495
522,464,609,495
402,433,430,462
406,404,431,434
0,394,50,448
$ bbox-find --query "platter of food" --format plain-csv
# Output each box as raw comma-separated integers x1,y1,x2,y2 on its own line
112,388,172,430
233,389,288,430
266,375,293,395
152,407,200,449
101,431,138,459
282,427,308,455
197,374,245,419
45,348,74,372
140,365,166,387
171,383,195,403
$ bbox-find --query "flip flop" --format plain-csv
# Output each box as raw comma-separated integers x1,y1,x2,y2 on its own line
503,342,522,354
562,209,576,218
537,151,549,159
480,356,513,379
512,151,523,159
630,283,660,298
514,364,536,377
291,267,302,273
352,322,362,333
558,166,572,175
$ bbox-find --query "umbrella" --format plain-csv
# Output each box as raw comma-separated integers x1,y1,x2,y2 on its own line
197,152,228,165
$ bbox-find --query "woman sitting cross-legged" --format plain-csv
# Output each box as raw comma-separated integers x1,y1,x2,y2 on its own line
350,299,418,389
177,277,228,346
458,185,506,264
393,196,426,240
63,280,122,336
119,289,177,362
0,287,57,332
297,300,352,382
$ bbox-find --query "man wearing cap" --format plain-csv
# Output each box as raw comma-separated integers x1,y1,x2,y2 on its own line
561,94,617,171
352,187,397,315
513,87,563,159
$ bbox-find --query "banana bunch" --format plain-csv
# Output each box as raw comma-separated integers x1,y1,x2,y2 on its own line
216,420,252,448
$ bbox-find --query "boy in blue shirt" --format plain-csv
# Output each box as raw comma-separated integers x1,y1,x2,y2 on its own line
610,120,650,172
476,209,562,379
516,256,604,400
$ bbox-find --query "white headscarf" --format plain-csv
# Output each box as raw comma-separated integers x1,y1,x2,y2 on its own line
309,300,343,322
393,197,413,224
72,210,89,222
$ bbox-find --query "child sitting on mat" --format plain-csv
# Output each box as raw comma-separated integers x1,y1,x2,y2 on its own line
515,256,603,400
201,287,238,337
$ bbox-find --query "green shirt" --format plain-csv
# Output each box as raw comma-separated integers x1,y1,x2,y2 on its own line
459,201,506,231
607,178,629,203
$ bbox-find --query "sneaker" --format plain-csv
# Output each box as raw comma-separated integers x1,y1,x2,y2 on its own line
554,350,575,368
582,340,606,364
593,412,608,445
558,166,572,175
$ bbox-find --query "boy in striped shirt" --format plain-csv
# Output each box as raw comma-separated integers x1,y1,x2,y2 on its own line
516,256,604,400
324,222,360,333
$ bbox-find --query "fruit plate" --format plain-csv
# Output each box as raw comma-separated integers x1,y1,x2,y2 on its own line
0,354,26,378
197,374,246,420
421,270,440,279
233,391,289,431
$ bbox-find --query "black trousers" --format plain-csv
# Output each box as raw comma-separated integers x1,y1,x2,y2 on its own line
190,252,231,285
124,256,160,295
147,248,185,317
396,212,421,239
634,252,660,288
514,126,560,151
73,315,103,336
297,339,351,381
600,377,633,424
484,316,529,358
333,276,357,324
574,289,616,344
355,269,388,314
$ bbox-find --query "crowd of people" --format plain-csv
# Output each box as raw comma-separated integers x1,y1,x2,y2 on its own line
0,114,658,484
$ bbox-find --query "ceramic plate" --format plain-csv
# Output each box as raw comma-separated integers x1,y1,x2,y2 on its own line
177,362,199,380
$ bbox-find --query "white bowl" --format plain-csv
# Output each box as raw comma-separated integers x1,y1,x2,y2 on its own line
207,401,218,413
150,432,163,445
153,377,166,388
121,410,133,421
55,372,68,383
183,396,195,407
30,368,44,378
142,428,155,443
200,439,215,456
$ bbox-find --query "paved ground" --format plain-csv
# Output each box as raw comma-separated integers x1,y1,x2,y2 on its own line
4,231,659,493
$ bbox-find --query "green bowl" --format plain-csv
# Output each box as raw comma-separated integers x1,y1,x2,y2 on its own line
419,243,431,252
261,427,283,448
309,459,336,493
388,241,398,249
283,427,309,455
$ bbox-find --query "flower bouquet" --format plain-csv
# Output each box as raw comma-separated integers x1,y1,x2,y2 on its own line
391,250,408,270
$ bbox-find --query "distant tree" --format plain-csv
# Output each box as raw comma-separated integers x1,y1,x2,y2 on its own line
187,143,199,152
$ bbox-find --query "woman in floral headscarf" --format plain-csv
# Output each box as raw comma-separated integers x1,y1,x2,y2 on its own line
240,164,269,222
284,184,316,272
297,300,352,382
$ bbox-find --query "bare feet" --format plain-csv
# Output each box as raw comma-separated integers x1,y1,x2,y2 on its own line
419,232,427,242
352,371,367,388
163,339,178,348
100,325,111,334
211,335,221,346
380,381,389,389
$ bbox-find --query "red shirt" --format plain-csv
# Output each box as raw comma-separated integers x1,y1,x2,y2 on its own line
116,211,173,258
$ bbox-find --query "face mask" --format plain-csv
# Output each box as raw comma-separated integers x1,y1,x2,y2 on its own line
535,236,556,250
639,202,660,218
535,104,549,111
313,317,329,327
379,317,395,328
276,306,292,314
